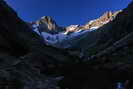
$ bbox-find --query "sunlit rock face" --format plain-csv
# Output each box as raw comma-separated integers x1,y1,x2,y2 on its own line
64,25,80,34
64,10,121,34
31,16,65,34
83,10,122,30
40,16,58,31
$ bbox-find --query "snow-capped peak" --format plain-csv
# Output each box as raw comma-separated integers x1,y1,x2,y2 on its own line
31,11,121,48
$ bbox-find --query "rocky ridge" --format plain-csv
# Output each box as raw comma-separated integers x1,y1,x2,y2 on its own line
65,11,121,34
31,11,121,35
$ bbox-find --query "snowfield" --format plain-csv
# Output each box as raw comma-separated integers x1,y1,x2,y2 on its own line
32,23,99,48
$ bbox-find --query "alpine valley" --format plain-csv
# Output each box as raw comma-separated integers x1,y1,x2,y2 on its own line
0,0,133,89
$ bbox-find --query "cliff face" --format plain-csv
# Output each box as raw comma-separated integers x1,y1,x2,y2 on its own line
31,16,65,34
39,16,58,31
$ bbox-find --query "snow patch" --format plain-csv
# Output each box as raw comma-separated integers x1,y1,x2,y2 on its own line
89,26,99,31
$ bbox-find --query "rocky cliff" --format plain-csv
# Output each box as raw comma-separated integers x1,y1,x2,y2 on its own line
31,16,65,34
83,10,121,29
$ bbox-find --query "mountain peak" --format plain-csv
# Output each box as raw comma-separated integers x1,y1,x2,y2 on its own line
31,16,65,34
38,16,58,31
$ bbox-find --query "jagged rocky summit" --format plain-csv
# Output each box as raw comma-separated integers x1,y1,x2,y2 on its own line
31,16,65,34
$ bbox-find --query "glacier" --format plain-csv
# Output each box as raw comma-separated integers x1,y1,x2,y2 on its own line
32,23,99,48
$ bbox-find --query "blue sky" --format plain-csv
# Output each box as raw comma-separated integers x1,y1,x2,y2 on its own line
6,0,131,26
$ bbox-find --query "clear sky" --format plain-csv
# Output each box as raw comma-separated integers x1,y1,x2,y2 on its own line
6,0,131,26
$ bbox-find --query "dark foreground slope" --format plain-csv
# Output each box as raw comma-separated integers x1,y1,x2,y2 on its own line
0,1,78,89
